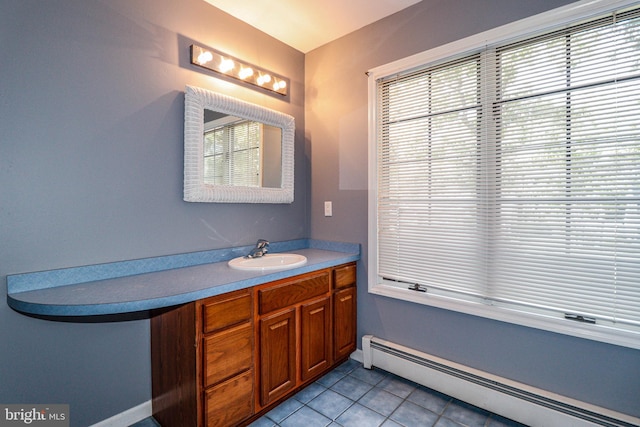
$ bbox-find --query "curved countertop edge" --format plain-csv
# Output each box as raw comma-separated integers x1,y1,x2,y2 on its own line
7,247,359,318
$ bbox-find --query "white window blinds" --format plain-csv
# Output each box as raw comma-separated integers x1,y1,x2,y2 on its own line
204,120,261,187
375,7,640,338
377,55,487,299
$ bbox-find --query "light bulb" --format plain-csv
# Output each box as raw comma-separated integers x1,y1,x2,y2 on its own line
239,67,254,79
219,58,234,73
197,51,213,65
257,74,272,86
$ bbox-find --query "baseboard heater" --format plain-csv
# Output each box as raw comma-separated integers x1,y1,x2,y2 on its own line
362,336,639,427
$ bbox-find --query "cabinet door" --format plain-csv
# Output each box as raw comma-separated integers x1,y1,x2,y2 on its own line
333,287,356,361
300,297,330,381
260,308,296,406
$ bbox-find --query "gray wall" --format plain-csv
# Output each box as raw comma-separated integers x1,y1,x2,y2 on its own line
0,1,305,425
3,0,639,425
305,0,640,418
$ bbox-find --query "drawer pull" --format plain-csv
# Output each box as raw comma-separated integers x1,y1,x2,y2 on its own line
270,320,289,330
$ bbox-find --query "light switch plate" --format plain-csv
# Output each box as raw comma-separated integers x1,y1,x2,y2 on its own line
324,201,333,217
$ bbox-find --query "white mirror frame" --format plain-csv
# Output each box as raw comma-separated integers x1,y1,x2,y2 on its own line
184,85,295,203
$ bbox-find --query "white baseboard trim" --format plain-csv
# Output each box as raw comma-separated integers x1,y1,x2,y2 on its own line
90,400,152,427
350,348,364,364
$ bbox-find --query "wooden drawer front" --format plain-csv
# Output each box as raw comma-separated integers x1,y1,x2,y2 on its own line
334,264,356,289
203,290,252,334
204,322,253,387
204,369,254,427
259,271,330,314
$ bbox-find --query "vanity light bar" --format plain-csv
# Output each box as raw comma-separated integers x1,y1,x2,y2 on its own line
190,44,288,96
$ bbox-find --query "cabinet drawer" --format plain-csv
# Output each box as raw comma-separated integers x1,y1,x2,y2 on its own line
204,322,253,387
203,289,252,334
334,263,356,289
204,369,254,427
259,271,330,314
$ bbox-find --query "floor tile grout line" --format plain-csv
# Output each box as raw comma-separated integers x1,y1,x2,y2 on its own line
288,374,434,427
251,360,520,427
432,400,455,427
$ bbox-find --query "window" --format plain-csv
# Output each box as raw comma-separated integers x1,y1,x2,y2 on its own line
204,119,261,187
368,0,640,349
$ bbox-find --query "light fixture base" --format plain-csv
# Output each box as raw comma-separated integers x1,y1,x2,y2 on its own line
190,44,288,96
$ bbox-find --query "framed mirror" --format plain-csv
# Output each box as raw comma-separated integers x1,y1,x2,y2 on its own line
184,85,295,203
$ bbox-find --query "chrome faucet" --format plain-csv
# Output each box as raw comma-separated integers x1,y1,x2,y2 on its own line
245,239,269,258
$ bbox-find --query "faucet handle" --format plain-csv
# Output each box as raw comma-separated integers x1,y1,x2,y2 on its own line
245,239,270,258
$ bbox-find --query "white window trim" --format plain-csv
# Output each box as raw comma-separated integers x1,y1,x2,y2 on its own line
367,0,640,350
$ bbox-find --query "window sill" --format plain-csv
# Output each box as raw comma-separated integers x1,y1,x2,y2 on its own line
369,283,640,350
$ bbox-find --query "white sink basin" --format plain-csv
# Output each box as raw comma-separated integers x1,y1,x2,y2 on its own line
228,253,307,271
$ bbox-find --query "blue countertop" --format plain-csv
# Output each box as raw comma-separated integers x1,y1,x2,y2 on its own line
7,239,360,317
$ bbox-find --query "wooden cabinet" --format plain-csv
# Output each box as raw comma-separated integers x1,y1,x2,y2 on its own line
151,302,198,427
151,288,254,427
151,262,356,427
300,296,331,381
259,308,296,405
333,264,357,361
256,269,332,406
200,290,254,427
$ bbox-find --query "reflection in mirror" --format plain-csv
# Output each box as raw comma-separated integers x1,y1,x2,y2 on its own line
184,85,294,203
203,111,282,188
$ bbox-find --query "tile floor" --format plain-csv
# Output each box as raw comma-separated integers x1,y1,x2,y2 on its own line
132,359,528,427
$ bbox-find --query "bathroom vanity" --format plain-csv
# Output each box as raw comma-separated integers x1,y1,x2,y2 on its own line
150,262,357,427
7,239,359,427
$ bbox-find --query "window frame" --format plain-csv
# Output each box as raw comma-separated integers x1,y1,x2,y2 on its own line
367,0,640,350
